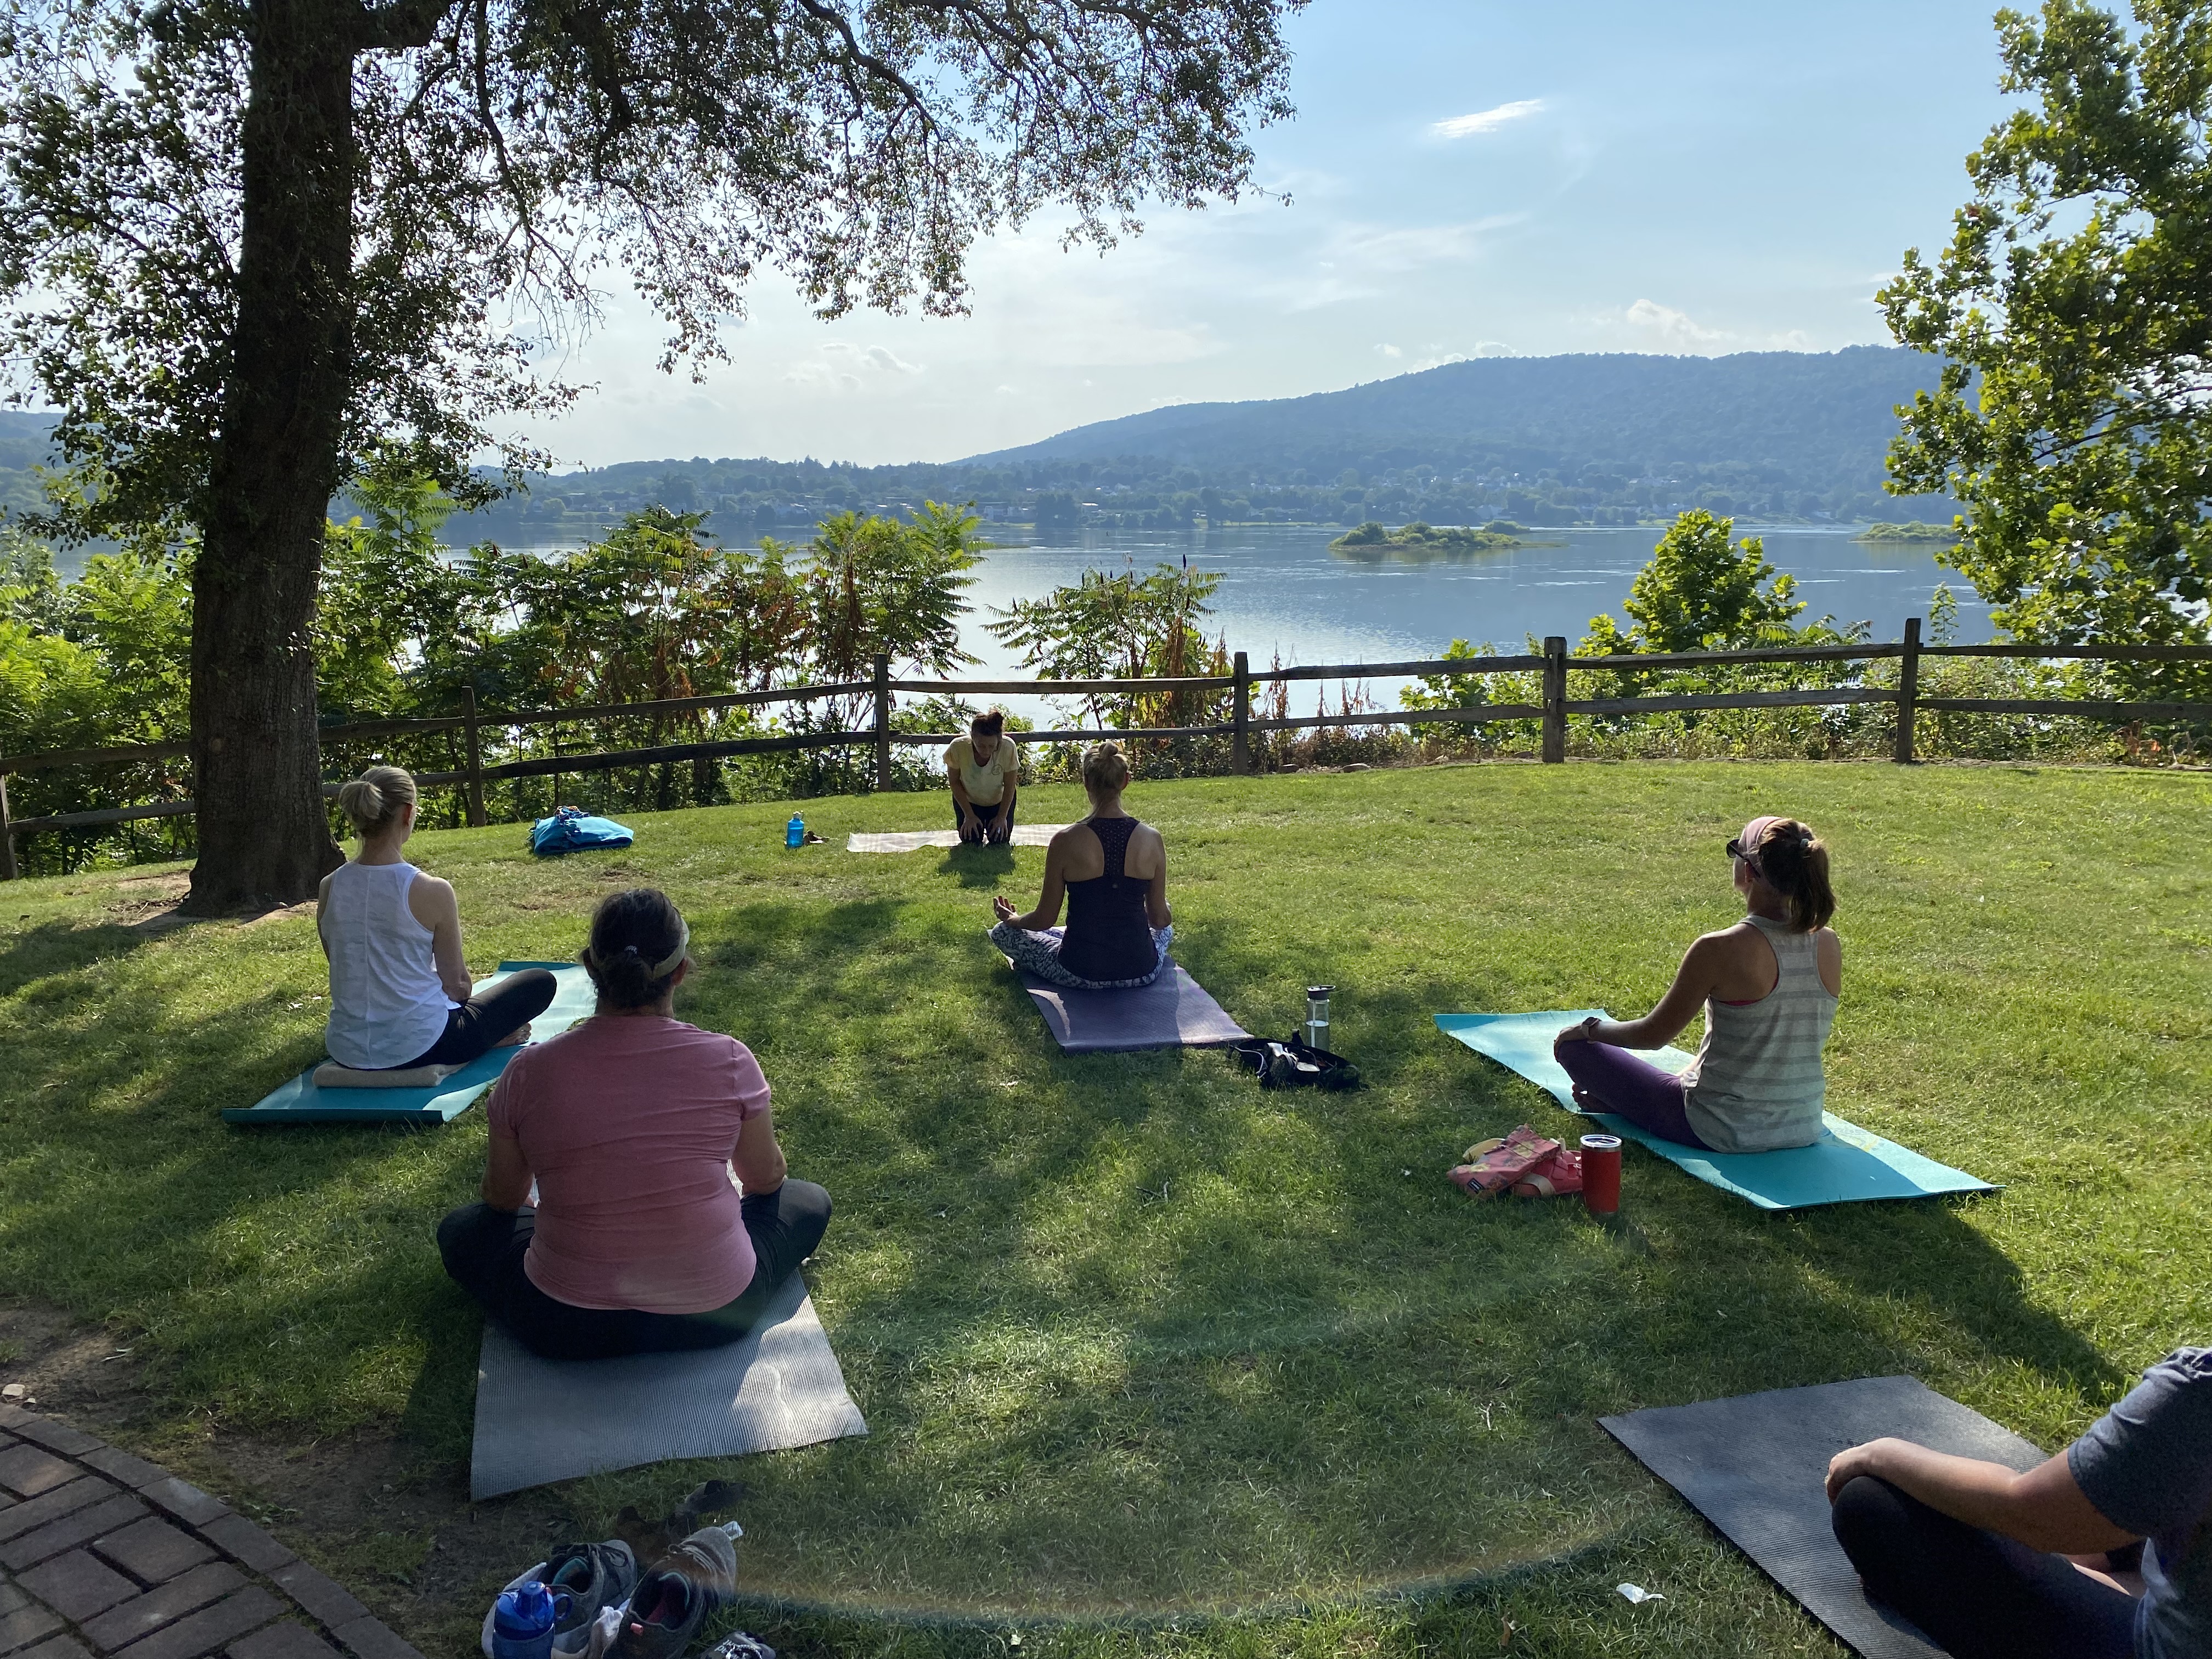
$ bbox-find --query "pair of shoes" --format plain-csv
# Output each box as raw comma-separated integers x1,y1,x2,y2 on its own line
1231,1036,1364,1092
482,1541,639,1659
611,1522,744,1659
1264,1041,1323,1088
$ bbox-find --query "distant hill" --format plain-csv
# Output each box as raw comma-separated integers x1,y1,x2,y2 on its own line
0,411,59,521
961,346,1950,518
9,349,1956,562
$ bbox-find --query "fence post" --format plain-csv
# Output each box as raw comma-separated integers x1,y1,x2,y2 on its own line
1232,650,1252,774
872,653,892,792
1541,636,1568,763
0,772,16,882
1893,616,1922,765
460,686,488,827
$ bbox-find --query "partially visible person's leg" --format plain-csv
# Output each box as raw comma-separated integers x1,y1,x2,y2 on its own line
1553,1038,1708,1148
438,1202,534,1312
954,800,983,841
406,968,558,1068
495,1275,665,1361
517,1181,836,1359
1831,1475,2136,1659
437,1201,667,1359
640,1180,835,1352
988,797,1015,844
989,921,1093,988
740,1178,833,1292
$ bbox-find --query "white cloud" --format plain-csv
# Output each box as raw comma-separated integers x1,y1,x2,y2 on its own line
1610,300,1814,356
1268,215,1526,312
1431,99,1545,139
781,340,925,392
1331,217,1521,273
781,359,862,392
822,341,923,375
1623,297,1728,347
1374,343,1403,358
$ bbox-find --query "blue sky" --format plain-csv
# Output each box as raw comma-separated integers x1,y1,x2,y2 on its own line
528,1,2018,470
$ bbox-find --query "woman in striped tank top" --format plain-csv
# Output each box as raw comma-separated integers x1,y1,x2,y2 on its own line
1553,815,1841,1153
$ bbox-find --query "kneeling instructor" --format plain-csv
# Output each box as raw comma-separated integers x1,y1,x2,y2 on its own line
947,708,1019,844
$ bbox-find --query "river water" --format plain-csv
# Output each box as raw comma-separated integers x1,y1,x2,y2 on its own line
951,523,1990,720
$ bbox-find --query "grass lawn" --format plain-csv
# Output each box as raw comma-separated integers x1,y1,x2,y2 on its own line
2,759,2209,1658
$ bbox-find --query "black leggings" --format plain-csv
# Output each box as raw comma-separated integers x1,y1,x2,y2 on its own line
955,797,1014,842
1830,1475,2137,1659
436,1180,833,1361
392,968,558,1070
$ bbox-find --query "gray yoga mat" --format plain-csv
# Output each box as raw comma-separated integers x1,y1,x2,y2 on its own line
1600,1376,2050,1659
1018,963,1252,1052
847,825,1068,851
470,1272,868,1499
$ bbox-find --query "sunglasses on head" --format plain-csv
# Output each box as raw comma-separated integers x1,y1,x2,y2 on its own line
1726,836,1759,861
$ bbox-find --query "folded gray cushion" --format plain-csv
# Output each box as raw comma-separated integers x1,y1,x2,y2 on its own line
313,1060,460,1088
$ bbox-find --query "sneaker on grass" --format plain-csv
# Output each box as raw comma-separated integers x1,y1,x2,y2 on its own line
479,1539,640,1659
610,1523,742,1659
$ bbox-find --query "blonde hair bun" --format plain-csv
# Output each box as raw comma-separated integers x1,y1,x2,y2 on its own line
1081,740,1131,793
336,765,418,837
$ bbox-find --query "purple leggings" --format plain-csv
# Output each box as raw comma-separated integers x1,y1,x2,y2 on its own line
1552,1038,1712,1150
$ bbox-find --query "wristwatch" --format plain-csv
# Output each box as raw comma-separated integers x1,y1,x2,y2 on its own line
1582,1015,1601,1039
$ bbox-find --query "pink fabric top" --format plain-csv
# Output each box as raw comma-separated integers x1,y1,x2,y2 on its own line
489,1015,772,1314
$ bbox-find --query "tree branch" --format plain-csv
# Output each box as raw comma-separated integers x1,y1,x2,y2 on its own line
354,0,456,51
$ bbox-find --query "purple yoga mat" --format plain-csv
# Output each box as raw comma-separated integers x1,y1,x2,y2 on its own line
1018,964,1251,1053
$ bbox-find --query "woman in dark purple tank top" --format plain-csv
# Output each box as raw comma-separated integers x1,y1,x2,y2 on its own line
988,742,1174,990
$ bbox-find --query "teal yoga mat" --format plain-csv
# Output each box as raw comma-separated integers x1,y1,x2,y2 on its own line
1433,1011,1997,1211
223,962,594,1126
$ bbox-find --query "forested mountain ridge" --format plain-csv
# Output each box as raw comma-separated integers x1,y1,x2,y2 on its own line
960,346,1952,523
3,348,1953,557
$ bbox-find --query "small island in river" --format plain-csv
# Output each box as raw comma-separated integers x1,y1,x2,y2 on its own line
1330,518,1528,552
1854,521,1960,543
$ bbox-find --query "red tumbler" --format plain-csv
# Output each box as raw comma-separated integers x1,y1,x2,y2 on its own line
1579,1133,1623,1216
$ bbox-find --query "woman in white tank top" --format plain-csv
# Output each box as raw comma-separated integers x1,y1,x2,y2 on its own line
1552,815,1842,1152
318,766,555,1071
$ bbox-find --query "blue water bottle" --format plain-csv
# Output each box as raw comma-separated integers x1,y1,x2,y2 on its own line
490,1581,567,1659
785,813,805,849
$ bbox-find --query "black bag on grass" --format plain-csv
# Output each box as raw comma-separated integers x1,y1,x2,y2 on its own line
1232,1036,1362,1091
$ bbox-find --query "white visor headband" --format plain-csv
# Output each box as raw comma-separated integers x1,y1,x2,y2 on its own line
594,918,689,979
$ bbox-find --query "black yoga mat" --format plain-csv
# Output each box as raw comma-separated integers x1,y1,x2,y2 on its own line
1600,1376,2050,1659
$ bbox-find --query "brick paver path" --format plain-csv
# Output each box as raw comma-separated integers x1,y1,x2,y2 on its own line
0,1404,421,1659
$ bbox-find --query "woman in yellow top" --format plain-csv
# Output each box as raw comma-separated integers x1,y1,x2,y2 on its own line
946,708,1020,844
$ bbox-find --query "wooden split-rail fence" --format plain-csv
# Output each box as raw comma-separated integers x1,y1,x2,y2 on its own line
3,620,2209,878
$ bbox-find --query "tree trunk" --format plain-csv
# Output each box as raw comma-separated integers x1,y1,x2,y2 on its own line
183,0,357,912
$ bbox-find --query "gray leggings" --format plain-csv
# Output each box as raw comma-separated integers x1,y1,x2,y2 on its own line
991,922,1171,990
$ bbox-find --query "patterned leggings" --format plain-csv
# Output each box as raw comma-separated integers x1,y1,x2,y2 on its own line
991,922,1172,990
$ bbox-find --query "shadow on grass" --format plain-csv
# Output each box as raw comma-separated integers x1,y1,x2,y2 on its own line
1351,973,2125,1404
0,868,2129,1613
395,895,2117,1609
0,962,482,1439
933,842,1016,888
0,917,162,998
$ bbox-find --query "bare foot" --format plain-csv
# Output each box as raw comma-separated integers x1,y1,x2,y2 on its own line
494,1023,532,1049
1571,1086,1599,1112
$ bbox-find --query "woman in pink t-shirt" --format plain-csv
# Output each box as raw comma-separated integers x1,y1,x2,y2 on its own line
436,888,831,1360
